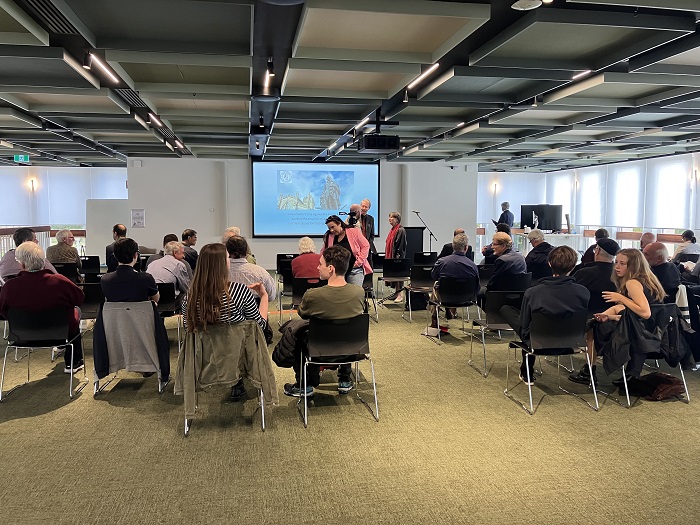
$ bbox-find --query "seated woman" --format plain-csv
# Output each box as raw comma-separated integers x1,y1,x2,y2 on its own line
569,248,665,385
291,236,320,279
0,241,85,373
182,243,269,401
322,215,371,288
672,229,700,263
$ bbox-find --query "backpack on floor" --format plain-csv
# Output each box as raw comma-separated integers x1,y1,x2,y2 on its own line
625,372,686,401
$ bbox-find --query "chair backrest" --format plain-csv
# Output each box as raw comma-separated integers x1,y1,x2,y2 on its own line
413,252,437,265
307,314,370,358
80,255,101,273
292,277,327,305
382,258,411,279
278,257,294,286
138,255,150,271
101,301,160,373
157,282,177,315
496,272,532,291
677,253,700,263
529,310,588,350
362,272,374,291
6,307,71,343
372,252,385,272
437,276,480,306
409,265,435,289
81,283,106,319
277,253,297,273
53,262,81,283
478,265,495,286
484,290,525,325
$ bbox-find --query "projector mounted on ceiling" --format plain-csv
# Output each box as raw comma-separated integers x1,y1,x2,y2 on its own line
357,135,401,154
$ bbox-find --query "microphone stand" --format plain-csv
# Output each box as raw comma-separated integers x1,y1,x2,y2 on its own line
413,211,437,252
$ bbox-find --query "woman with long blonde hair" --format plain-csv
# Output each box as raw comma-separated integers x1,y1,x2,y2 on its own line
182,243,268,400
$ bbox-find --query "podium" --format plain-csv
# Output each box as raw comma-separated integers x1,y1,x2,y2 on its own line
404,226,425,263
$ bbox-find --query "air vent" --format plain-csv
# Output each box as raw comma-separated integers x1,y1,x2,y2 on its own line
115,89,148,108
23,0,81,34
159,127,176,140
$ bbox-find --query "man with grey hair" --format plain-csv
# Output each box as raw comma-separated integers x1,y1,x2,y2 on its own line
146,240,192,309
0,241,85,373
424,233,479,334
222,226,256,264
438,228,474,261
492,201,514,228
0,227,56,283
643,242,680,299
347,203,362,229
525,229,553,280
640,232,656,249
46,229,81,267
359,198,376,257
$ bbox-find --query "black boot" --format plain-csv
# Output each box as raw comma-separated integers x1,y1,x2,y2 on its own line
569,365,596,385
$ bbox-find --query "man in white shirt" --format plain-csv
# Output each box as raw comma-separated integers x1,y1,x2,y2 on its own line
146,241,191,309
226,235,276,300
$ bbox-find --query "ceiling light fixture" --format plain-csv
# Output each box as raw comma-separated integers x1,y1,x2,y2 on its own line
572,69,592,80
267,57,275,77
407,63,439,90
259,115,265,128
88,52,119,84
133,113,149,130
82,52,92,70
531,98,538,107
148,113,163,127
0,140,12,148
329,141,337,151
355,116,370,130
175,139,184,149
255,141,260,150
511,0,542,11
403,89,409,103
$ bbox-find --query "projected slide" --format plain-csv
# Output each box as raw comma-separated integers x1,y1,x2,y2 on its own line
253,162,379,237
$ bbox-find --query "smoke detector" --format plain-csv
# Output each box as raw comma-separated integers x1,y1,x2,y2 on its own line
511,0,542,10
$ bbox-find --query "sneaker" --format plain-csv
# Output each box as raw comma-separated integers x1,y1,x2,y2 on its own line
229,381,246,401
569,365,596,385
283,382,314,397
338,380,354,394
422,327,440,337
64,361,84,374
519,372,535,386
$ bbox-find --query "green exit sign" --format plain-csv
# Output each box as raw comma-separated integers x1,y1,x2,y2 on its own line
14,154,29,163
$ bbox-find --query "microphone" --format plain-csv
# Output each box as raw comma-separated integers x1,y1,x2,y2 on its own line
412,210,421,213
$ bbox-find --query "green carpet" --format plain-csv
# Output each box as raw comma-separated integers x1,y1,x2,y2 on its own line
1,305,699,524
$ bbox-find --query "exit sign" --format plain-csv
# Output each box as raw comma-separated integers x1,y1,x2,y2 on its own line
14,154,29,163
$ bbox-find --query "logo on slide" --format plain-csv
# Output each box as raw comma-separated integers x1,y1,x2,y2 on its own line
279,170,292,183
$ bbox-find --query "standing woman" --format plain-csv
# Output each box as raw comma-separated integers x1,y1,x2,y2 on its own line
672,229,700,263
322,215,371,287
385,211,407,302
182,243,269,401
569,248,665,384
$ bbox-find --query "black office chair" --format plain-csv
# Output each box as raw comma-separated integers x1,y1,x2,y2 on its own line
138,255,150,271
478,265,495,289
470,290,525,377
403,265,434,323
493,272,532,292
377,258,411,304
300,314,377,427
53,262,81,284
413,252,437,265
362,273,378,323
372,253,385,272
277,257,295,325
677,253,700,264
1,307,86,401
80,282,105,322
80,256,101,283
425,276,480,343
505,310,598,415
291,277,327,314
156,282,182,352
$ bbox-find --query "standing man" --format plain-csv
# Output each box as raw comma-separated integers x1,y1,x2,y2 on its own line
359,199,377,256
181,228,198,271
106,224,130,273
492,201,514,228
283,245,366,397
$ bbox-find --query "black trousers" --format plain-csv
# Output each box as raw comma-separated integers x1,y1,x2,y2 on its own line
293,356,352,386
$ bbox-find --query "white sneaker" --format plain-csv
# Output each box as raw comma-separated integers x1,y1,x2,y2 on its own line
394,293,404,303
422,327,439,337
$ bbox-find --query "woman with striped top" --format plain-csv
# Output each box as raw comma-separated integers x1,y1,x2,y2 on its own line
182,242,269,400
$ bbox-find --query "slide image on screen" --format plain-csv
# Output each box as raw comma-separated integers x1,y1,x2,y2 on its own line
253,162,379,237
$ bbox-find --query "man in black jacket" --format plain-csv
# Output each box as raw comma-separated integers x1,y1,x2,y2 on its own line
574,237,619,316
501,246,590,383
438,228,475,261
643,242,680,300
525,229,553,281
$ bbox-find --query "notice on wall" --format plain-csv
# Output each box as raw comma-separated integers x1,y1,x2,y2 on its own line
131,208,145,228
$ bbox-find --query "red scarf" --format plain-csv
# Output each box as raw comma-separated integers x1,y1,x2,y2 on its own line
385,224,399,259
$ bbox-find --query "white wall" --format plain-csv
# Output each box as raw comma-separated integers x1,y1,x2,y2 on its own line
85,157,478,268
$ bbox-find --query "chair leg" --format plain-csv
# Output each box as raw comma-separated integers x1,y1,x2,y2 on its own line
679,366,690,402
259,388,266,431
621,365,631,408
526,358,534,414
68,343,74,398
303,359,308,428
0,345,10,401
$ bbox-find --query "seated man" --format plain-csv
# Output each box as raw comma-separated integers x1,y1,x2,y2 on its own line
106,223,131,273
501,246,589,384
643,242,680,301
640,232,656,249
146,241,191,309
574,238,619,316
181,228,198,271
146,233,178,268
0,227,56,282
0,241,85,373
426,233,478,335
480,223,511,265
101,238,160,303
438,228,475,261
579,228,609,266
283,245,365,397
292,237,320,279
525,229,553,281
46,229,81,266
222,226,257,264
226,235,276,300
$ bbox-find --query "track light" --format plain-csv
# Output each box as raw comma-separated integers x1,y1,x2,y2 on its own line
403,89,409,103
175,139,184,149
82,52,92,70
407,63,439,90
267,57,275,77
531,97,538,107
148,113,163,127
255,141,260,150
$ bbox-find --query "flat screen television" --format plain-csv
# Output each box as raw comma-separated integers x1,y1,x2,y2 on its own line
252,161,380,237
520,204,563,232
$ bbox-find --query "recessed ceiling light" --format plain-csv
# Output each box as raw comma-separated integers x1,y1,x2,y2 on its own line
511,0,542,11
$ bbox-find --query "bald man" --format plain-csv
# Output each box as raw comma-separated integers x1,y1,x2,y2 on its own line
640,232,656,249
643,242,679,300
